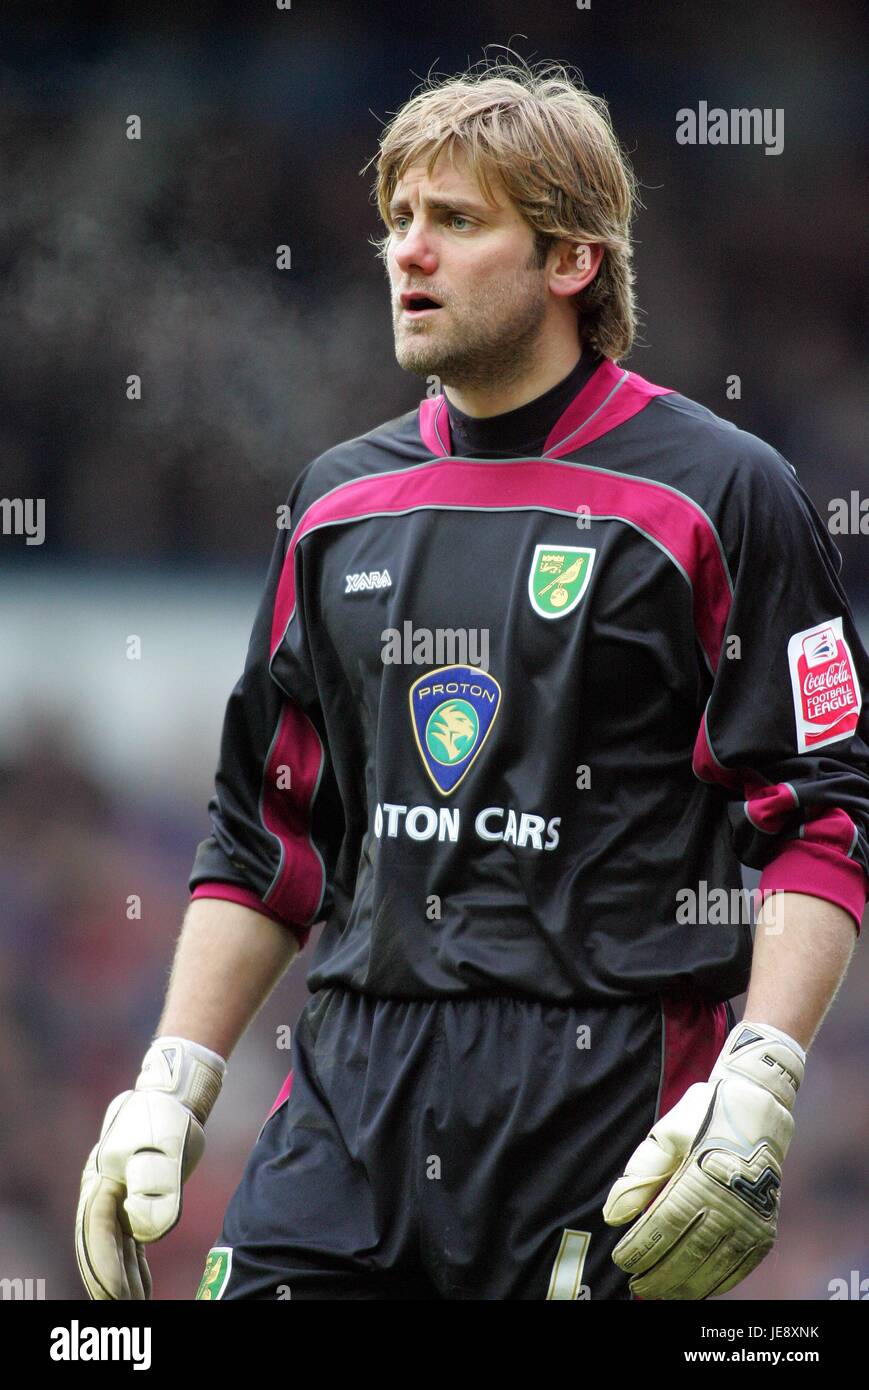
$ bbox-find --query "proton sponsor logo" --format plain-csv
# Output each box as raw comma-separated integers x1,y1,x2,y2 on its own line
787,617,861,752
528,544,595,619
372,801,561,851
409,664,501,795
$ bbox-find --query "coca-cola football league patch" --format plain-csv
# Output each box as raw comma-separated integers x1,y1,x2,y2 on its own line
787,617,862,753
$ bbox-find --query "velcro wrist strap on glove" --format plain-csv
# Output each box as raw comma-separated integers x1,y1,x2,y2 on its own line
135,1036,227,1126
709,1021,805,1114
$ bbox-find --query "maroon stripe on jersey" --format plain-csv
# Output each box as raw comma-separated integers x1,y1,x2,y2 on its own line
659,993,729,1117
260,701,325,924
191,883,311,947
419,391,452,455
274,456,732,672
692,711,745,789
742,779,799,831
265,1068,295,1123
270,558,297,656
799,805,860,856
758,815,865,933
760,845,865,931
545,364,674,458
693,746,867,931
194,707,326,933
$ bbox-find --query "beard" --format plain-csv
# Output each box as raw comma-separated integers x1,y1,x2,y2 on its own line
392,254,550,391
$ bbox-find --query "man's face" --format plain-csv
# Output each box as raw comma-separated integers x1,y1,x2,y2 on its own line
386,148,552,392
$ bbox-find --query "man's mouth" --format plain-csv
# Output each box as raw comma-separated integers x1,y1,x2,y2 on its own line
400,292,444,316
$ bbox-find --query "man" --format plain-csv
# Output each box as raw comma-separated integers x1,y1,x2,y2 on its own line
76,59,868,1301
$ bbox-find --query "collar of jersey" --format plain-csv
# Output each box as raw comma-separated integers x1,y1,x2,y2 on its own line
418,358,673,462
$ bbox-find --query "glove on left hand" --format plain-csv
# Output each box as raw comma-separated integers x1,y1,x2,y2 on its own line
602,1020,805,1299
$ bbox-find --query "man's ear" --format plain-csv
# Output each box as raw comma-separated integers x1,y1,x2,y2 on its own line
548,241,604,300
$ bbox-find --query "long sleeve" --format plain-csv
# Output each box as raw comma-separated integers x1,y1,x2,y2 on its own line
189,464,344,948
692,443,869,932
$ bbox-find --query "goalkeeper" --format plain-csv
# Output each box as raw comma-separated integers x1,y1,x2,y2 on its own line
76,57,868,1301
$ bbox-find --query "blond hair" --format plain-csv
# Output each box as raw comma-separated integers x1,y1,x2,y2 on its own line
363,55,640,361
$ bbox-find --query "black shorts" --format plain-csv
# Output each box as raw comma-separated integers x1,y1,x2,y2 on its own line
196,988,732,1300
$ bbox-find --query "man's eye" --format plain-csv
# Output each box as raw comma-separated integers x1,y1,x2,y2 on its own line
391,214,473,232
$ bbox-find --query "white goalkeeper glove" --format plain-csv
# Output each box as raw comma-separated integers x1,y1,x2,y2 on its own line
75,1036,226,1300
602,1020,805,1299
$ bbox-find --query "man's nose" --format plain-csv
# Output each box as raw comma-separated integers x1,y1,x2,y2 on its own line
392,220,438,275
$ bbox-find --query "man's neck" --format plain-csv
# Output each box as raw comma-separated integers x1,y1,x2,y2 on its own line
443,339,584,418
441,346,602,461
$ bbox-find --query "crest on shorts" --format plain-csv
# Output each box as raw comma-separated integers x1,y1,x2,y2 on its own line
409,664,501,795
195,1246,233,1300
528,544,595,619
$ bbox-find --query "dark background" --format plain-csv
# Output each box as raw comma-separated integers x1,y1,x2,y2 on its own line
1,0,867,1301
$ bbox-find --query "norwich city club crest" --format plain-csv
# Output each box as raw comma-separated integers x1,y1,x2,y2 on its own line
528,544,595,619
195,1246,233,1300
409,664,501,796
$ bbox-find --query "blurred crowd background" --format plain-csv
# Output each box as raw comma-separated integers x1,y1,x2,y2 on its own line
1,0,867,1300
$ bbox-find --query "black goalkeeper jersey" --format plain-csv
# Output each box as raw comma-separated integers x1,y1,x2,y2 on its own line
189,357,869,1002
